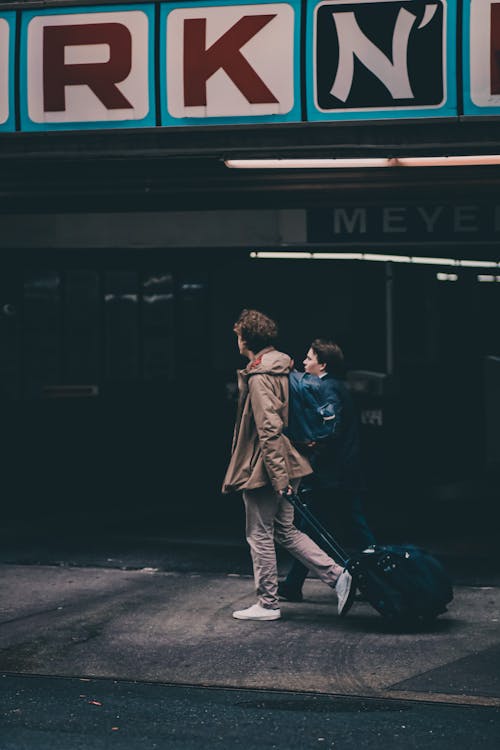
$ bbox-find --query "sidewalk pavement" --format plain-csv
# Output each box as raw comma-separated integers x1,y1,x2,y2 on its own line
1,556,500,708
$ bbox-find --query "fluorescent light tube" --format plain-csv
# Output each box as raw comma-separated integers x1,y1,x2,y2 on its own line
363,253,411,263
409,257,456,266
249,251,312,259
459,259,498,268
250,252,500,268
311,252,363,260
395,155,500,167
225,158,389,169
225,155,500,169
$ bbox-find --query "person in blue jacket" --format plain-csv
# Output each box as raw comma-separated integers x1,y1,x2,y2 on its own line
279,338,376,603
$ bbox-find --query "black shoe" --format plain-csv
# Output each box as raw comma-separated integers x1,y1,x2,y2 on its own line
278,581,303,602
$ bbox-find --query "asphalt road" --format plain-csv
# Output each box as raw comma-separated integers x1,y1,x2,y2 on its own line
2,673,500,750
1,526,500,749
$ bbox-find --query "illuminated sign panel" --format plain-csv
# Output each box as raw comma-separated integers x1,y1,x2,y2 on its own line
0,0,494,133
20,4,156,131
306,0,456,121
161,0,301,125
0,12,15,132
464,0,500,115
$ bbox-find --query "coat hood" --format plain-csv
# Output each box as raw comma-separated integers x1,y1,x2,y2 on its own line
243,347,293,378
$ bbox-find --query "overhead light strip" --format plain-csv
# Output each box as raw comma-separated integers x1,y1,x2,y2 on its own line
437,273,458,281
459,259,498,268
249,251,500,268
226,155,500,169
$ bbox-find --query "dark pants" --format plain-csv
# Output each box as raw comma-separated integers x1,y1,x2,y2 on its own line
284,488,376,592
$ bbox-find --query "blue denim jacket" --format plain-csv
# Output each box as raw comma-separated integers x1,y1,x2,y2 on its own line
287,371,365,491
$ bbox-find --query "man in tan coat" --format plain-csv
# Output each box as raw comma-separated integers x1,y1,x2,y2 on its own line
223,309,353,621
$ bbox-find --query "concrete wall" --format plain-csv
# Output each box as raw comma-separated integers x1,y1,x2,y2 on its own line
0,209,307,248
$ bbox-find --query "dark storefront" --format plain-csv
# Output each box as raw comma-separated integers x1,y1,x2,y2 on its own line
0,0,499,542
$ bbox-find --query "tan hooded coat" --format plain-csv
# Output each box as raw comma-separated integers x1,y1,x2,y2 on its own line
222,348,312,494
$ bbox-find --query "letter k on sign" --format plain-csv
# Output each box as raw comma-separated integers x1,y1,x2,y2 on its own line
164,2,297,122
184,15,278,106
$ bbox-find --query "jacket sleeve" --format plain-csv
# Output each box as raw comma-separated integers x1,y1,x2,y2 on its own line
248,374,289,493
318,380,343,441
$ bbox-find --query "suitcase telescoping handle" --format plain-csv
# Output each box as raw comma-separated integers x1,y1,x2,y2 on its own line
286,490,350,568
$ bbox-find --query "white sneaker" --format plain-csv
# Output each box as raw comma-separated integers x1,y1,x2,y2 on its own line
335,569,355,616
232,603,281,621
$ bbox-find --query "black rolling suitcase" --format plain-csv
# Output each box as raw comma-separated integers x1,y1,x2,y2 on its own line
287,491,453,625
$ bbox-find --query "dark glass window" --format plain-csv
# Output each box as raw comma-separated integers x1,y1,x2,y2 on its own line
64,270,100,384
104,271,139,381
142,272,175,381
0,282,19,400
23,272,62,397
178,278,209,371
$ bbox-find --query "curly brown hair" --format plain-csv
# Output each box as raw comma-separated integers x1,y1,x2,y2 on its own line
233,309,278,353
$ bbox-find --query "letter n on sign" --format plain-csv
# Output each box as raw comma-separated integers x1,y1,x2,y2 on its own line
306,0,456,122
20,5,156,131
160,0,301,126
0,12,15,132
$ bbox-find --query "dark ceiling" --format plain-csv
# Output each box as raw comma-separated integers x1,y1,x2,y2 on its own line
1,120,500,212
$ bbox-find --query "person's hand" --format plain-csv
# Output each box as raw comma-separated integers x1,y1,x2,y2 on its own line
279,485,293,498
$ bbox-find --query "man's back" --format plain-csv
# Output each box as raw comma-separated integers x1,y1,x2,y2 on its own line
308,374,365,492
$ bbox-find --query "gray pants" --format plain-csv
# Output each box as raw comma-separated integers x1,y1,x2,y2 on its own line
242,484,344,609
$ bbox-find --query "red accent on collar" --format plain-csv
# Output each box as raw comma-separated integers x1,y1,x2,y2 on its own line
249,356,262,370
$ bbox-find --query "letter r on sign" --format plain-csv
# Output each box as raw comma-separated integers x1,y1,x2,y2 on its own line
43,23,133,111
24,8,153,129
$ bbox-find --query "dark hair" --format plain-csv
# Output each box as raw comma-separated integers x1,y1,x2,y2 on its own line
234,309,278,352
310,338,345,377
